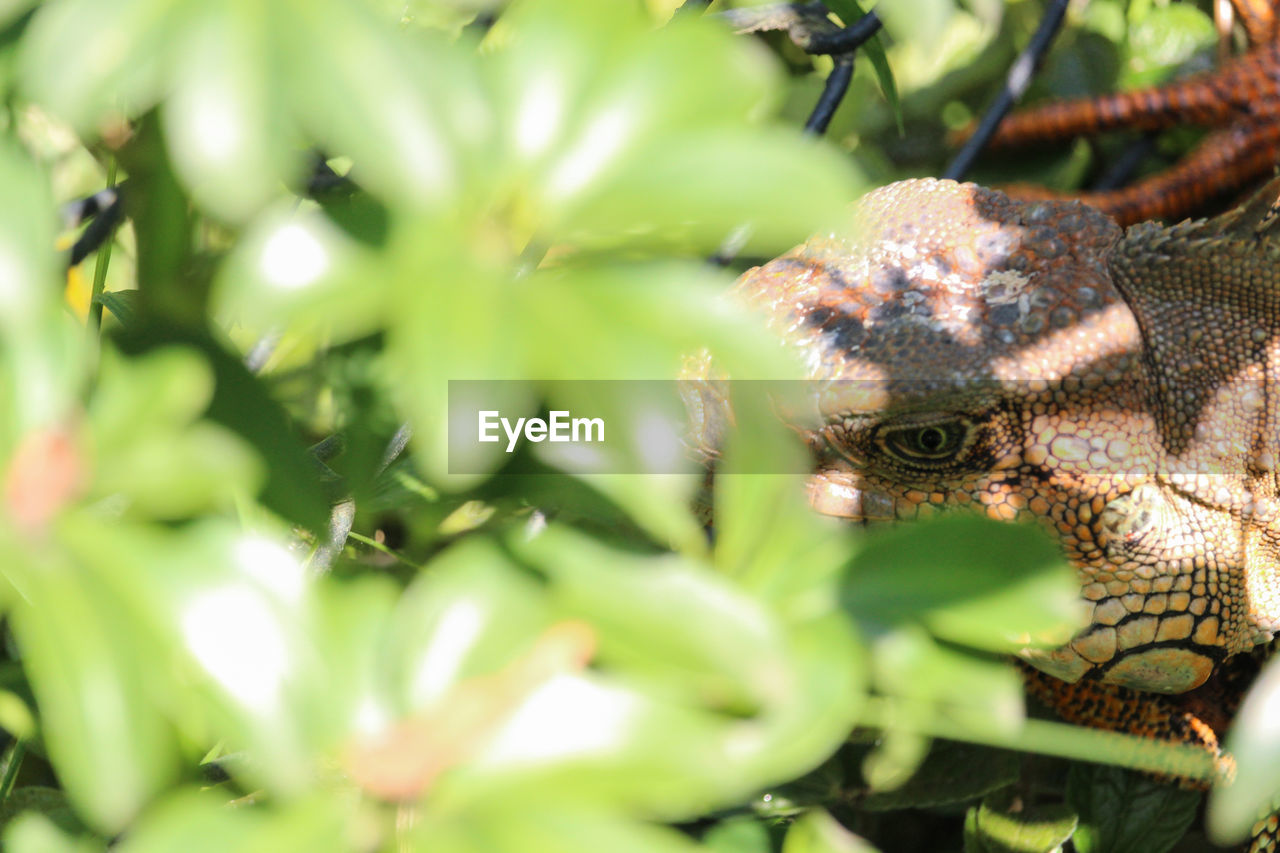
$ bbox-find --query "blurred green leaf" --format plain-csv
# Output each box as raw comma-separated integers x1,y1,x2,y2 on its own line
704,815,774,853
842,516,1084,653
409,803,708,853
0,140,84,461
115,325,329,530
87,347,263,518
163,3,297,221
117,789,352,853
386,538,551,713
1067,764,1199,853
518,525,789,711
4,811,101,853
1208,654,1280,846
964,788,1077,853
9,551,177,833
1120,4,1214,89
855,741,1019,812
870,626,1024,735
0,788,85,838
214,205,384,344
783,809,878,853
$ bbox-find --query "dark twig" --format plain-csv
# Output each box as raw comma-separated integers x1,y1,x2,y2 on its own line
801,9,881,55
943,0,1071,181
69,195,123,267
805,53,855,134
61,181,127,230
1091,134,1159,191
711,2,875,266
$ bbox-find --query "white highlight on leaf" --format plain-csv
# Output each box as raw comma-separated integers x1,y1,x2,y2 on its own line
352,695,391,737
234,535,305,605
410,598,483,705
389,103,453,201
181,586,290,713
187,86,243,166
545,104,631,199
0,237,31,314
480,673,634,763
259,222,329,290
515,73,563,157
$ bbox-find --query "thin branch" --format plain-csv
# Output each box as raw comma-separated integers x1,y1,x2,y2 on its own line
805,53,854,135
943,0,1071,181
801,9,881,55
68,194,123,267
60,181,128,230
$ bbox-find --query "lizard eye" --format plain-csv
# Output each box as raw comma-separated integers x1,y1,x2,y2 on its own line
877,419,970,465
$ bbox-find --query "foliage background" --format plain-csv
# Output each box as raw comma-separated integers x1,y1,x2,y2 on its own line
0,0,1275,852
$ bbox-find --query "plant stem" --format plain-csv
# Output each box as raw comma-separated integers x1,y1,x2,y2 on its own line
0,738,26,801
87,157,119,331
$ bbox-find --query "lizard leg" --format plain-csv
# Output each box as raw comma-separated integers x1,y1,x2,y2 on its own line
997,121,1280,224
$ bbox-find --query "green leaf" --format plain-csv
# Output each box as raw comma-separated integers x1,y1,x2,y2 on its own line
841,516,1084,653
964,788,1077,853
92,291,138,330
9,552,177,833
0,788,85,838
87,347,264,519
3,811,102,853
1067,764,1200,853
117,789,352,853
19,0,180,130
114,324,330,531
1121,4,1214,90
783,809,879,853
285,1,463,210
1207,654,1280,845
163,2,297,220
704,815,774,853
516,525,788,711
869,626,1024,734
409,804,707,853
560,128,862,254
0,140,84,457
385,537,551,713
855,741,1020,812
214,205,385,345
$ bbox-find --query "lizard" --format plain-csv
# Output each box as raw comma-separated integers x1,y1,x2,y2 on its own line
731,175,1280,850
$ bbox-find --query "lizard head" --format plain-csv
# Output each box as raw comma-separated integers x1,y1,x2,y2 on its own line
735,177,1276,693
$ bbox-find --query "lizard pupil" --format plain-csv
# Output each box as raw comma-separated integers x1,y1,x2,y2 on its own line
918,427,945,452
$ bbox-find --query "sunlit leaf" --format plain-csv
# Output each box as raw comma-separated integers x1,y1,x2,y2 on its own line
163,2,297,220
842,516,1084,653
9,552,177,832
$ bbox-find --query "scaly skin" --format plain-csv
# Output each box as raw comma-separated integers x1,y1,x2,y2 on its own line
733,177,1280,846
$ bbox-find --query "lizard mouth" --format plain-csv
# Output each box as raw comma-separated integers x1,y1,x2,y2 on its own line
806,466,896,523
